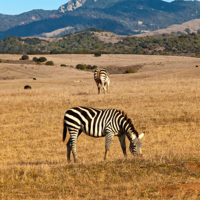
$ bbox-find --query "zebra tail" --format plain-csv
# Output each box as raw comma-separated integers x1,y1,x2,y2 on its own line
97,70,100,81
63,119,67,142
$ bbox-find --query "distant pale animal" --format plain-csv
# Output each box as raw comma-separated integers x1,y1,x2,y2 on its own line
24,85,31,89
94,69,110,94
63,106,144,163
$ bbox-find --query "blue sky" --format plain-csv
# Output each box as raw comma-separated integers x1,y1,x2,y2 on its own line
0,0,69,15
0,0,180,15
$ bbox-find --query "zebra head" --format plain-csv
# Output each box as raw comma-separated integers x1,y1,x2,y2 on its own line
129,133,144,155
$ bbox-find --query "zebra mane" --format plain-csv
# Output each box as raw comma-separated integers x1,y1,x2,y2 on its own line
119,110,139,137
121,110,128,120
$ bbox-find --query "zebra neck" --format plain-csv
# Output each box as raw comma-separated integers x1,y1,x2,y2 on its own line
120,117,138,141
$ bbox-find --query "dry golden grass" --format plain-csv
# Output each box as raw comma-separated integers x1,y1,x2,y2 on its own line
0,54,200,199
0,53,194,68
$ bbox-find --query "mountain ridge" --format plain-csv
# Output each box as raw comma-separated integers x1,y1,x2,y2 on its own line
1,0,200,39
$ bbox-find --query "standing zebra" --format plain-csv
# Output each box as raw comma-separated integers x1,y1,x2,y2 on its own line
94,69,110,94
63,106,144,163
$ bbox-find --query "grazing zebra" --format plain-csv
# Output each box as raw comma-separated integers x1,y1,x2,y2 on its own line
63,106,144,163
94,69,110,94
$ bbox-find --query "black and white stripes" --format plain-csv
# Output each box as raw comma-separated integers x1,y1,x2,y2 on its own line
94,69,110,94
63,106,144,162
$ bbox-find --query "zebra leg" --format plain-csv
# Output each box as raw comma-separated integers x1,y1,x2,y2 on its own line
104,132,114,160
102,82,106,94
98,86,100,94
118,134,127,159
67,138,72,163
70,134,78,163
107,81,110,94
71,129,82,163
103,84,107,94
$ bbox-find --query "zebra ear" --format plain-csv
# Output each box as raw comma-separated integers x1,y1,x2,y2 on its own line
139,133,144,139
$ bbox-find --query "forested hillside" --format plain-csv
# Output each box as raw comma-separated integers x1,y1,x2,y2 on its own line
1,29,200,57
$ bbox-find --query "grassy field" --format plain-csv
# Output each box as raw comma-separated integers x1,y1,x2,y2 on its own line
0,54,200,199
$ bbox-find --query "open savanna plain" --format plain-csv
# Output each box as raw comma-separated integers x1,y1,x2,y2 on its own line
0,54,200,199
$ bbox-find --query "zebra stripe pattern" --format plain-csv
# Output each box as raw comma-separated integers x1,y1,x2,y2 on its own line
63,106,144,163
94,69,110,94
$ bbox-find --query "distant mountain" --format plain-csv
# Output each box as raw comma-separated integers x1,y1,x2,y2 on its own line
58,0,87,12
1,0,200,39
0,10,59,32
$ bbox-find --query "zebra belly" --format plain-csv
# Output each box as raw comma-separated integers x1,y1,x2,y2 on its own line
82,127,106,137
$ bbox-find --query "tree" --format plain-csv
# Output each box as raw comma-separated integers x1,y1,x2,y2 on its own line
185,28,191,34
38,57,47,62
21,55,29,60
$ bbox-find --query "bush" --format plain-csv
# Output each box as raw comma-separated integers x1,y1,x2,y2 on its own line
21,55,29,60
61,64,67,67
37,61,41,65
38,57,47,62
91,65,97,69
46,61,54,66
0,60,3,63
125,69,136,73
94,52,101,57
86,65,92,69
33,57,38,62
76,64,86,70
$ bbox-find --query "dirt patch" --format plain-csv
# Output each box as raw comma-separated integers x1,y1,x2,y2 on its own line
142,183,200,198
157,183,200,198
185,162,200,173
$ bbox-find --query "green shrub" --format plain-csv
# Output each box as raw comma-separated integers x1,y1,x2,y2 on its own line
21,55,29,60
38,57,47,62
33,57,38,62
61,64,67,67
46,61,54,66
37,61,41,65
125,69,136,73
76,64,86,70
94,52,101,57
0,60,3,63
86,65,92,69
91,65,97,69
